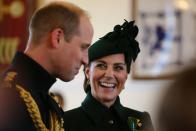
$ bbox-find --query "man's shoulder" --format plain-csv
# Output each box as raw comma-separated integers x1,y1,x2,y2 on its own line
0,80,25,111
0,70,28,118
0,81,33,129
0,79,18,98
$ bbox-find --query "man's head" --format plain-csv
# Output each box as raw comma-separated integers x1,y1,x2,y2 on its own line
29,1,88,43
25,1,94,82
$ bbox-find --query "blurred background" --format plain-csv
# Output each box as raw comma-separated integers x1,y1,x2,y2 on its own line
1,0,196,129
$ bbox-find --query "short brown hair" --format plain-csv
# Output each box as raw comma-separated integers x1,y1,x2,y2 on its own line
29,1,89,43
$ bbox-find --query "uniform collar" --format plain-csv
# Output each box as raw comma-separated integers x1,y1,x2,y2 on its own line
10,52,56,93
81,92,127,125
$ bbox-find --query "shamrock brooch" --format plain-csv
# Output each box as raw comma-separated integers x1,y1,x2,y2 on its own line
127,116,142,131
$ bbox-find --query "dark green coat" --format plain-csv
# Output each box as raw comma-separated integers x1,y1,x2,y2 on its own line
64,92,154,131
0,52,63,130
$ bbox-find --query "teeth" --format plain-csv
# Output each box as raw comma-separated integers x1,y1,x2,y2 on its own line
100,82,115,88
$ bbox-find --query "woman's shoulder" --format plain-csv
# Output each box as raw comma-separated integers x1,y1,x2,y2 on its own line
123,107,150,117
64,106,83,116
122,106,154,131
63,106,94,130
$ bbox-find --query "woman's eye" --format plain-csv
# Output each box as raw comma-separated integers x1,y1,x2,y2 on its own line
96,63,106,69
114,66,124,71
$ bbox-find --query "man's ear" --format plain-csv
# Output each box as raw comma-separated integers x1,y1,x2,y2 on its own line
51,28,64,48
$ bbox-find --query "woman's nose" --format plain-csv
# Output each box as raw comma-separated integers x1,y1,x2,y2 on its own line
104,67,114,78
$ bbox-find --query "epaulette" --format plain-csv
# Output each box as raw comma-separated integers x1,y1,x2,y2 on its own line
3,71,17,88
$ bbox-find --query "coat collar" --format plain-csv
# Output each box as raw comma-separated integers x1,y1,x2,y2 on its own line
81,92,127,125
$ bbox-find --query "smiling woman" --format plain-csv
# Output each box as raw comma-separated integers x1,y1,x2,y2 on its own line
86,54,128,108
63,20,154,131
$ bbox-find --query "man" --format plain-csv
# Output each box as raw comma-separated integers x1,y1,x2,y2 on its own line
0,1,93,130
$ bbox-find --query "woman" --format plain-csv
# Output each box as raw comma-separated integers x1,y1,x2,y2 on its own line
63,20,154,131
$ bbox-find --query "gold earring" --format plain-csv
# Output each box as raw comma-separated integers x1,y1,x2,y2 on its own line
87,79,90,86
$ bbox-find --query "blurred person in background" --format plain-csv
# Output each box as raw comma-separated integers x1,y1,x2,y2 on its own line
0,1,93,130
64,20,154,131
157,64,196,131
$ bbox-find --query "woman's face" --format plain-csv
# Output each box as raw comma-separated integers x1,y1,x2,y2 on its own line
85,54,128,107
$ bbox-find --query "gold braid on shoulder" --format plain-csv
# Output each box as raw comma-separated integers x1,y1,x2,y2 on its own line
4,72,64,131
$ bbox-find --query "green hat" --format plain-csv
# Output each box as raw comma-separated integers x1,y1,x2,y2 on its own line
88,20,140,73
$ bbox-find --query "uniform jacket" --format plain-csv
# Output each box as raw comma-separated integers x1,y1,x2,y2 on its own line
0,52,64,131
64,92,154,131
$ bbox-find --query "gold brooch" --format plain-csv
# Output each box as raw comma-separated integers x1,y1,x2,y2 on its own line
127,116,142,131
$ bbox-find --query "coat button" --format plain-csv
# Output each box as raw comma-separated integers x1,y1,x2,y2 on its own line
108,120,114,124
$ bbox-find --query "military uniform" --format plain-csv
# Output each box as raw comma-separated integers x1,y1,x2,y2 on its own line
0,52,64,131
64,92,154,131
